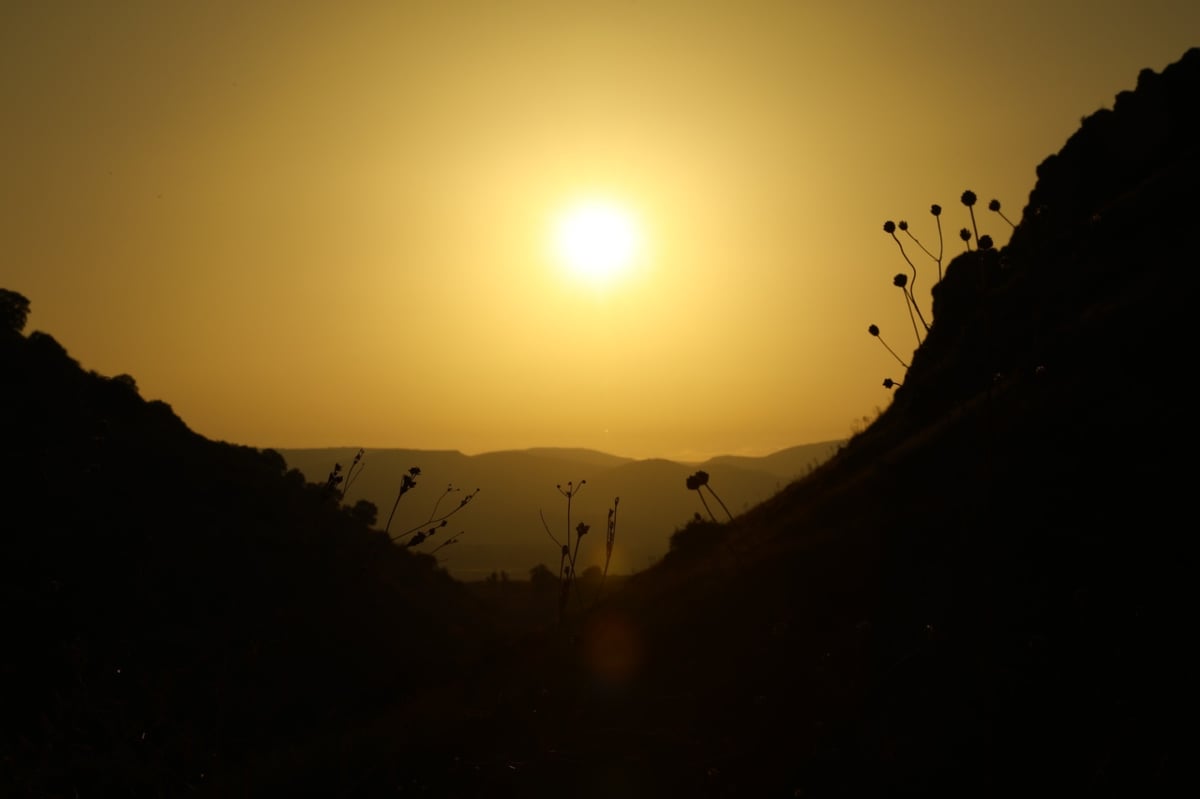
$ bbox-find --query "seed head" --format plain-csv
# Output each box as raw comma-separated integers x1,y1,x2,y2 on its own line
893,273,908,288
988,199,1001,212
961,190,977,207
930,204,942,216
978,234,994,249
898,220,908,231
883,221,896,234
868,324,880,337
960,228,972,242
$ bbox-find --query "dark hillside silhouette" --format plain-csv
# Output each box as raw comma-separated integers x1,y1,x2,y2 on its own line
0,322,492,794
347,48,1196,796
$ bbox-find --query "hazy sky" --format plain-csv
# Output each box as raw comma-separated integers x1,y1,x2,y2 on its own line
4,1,1196,460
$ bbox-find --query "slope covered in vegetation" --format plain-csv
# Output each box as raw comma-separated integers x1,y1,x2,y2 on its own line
356,48,1196,797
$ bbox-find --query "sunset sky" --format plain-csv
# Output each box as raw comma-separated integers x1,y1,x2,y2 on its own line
4,1,1196,460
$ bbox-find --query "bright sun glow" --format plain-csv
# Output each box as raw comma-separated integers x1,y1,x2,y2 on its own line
551,199,643,284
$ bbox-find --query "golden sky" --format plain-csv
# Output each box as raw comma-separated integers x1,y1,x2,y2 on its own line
3,1,1196,460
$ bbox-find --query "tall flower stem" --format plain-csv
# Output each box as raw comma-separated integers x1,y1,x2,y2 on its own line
686,472,718,521
962,190,981,243
868,324,909,370
554,479,586,620
903,229,938,263
931,204,945,282
384,467,421,535
989,198,1016,229
696,488,717,521
896,280,921,346
704,484,734,522
885,222,930,332
598,497,619,601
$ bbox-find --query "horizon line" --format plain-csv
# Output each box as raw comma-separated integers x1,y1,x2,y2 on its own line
259,439,846,464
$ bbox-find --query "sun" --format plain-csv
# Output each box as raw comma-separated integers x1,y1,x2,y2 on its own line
551,199,643,285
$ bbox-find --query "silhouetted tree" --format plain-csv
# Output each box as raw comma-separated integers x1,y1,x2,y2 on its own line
529,563,557,596
0,288,30,335
348,499,378,526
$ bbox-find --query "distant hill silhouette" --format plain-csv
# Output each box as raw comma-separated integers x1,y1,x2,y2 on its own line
4,46,1196,797
276,441,842,578
699,440,845,479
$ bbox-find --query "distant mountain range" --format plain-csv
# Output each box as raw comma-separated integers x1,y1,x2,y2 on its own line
277,441,843,578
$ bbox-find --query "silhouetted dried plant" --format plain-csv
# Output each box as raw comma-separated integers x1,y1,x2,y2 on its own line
324,461,345,496
428,529,467,557
929,204,945,280
339,448,366,500
686,470,733,522
988,198,1017,229
392,485,479,548
868,324,909,369
896,214,944,283
961,189,981,243
893,273,922,345
541,479,589,619
685,472,716,521
598,497,620,599
882,220,930,333
384,466,421,534
960,227,973,252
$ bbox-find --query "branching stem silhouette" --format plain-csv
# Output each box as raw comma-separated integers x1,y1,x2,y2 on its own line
903,228,937,263
391,487,478,543
553,480,587,620
340,448,366,501
885,223,930,332
384,467,421,535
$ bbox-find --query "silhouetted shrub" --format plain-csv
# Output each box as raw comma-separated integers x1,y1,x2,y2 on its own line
0,288,30,335
666,516,727,562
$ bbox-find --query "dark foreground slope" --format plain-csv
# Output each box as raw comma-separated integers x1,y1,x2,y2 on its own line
0,322,491,794
355,50,1197,797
